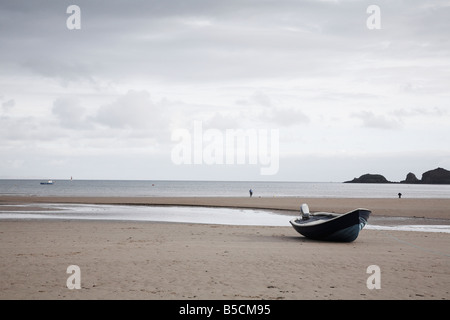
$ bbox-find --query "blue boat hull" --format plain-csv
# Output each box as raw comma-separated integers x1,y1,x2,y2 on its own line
290,208,371,242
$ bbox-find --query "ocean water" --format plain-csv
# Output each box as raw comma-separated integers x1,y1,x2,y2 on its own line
1,179,450,198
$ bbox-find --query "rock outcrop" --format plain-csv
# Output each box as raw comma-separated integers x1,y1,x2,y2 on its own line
420,167,450,184
344,174,391,184
346,167,450,184
400,172,420,184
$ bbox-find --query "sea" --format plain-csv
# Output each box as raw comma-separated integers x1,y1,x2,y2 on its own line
1,179,450,198
1,179,449,233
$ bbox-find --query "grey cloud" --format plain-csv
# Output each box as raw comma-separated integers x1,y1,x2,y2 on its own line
241,91,310,127
3,0,449,85
0,116,61,143
1,90,173,145
2,99,15,111
268,108,310,127
93,90,167,131
352,111,401,130
203,112,242,130
52,97,90,129
1,0,449,180
393,107,448,118
251,92,273,108
0,1,376,83
22,59,96,86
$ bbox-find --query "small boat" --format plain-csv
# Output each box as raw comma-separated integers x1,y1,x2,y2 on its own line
40,180,54,185
290,204,371,242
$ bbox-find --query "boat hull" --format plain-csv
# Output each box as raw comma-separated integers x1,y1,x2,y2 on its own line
290,208,371,242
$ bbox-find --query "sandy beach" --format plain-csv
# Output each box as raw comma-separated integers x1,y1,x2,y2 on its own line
0,196,449,300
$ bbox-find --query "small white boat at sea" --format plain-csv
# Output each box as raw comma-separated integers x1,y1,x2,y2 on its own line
40,180,54,185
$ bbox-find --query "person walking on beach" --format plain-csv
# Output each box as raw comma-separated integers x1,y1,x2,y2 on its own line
398,192,402,199
249,189,253,197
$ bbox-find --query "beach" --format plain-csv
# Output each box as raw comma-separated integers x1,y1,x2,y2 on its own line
0,196,449,300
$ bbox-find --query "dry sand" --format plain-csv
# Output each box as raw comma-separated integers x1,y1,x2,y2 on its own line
0,196,449,300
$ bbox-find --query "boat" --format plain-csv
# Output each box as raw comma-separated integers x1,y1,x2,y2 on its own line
40,180,54,185
289,204,371,242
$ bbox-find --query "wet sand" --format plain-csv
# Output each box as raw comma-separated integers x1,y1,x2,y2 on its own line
1,195,450,219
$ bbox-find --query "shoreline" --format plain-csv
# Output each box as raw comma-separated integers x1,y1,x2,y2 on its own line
1,195,450,220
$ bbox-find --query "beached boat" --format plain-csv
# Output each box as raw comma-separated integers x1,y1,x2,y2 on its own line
290,204,371,242
40,180,54,185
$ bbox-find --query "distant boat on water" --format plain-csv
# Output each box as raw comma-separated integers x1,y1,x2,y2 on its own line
40,180,54,185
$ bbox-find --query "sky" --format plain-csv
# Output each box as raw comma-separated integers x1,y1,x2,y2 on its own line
1,0,449,182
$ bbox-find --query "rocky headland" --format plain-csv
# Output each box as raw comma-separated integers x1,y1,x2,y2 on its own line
344,167,450,184
344,174,392,184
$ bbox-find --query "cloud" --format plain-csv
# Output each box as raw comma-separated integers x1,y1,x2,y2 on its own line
52,97,90,129
0,0,377,84
268,107,310,127
393,106,448,118
238,91,310,127
94,90,160,129
92,90,173,145
352,111,401,130
203,112,242,130
1,1,449,180
22,59,96,87
251,91,273,108
2,99,15,111
0,115,59,143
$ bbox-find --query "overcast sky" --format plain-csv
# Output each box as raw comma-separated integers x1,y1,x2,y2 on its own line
1,0,449,181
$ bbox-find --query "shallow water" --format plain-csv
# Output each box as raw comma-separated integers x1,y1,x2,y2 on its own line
0,204,290,226
0,203,449,233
